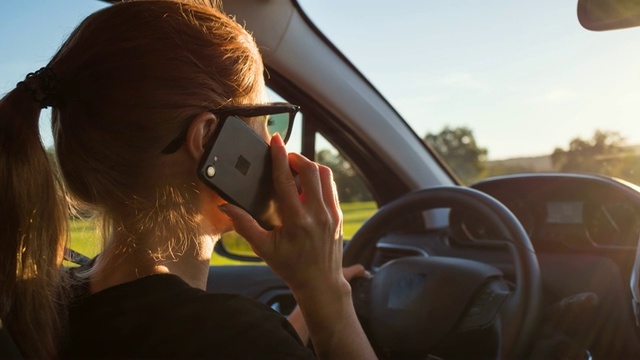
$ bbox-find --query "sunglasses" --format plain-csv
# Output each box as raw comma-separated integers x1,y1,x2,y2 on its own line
161,102,300,154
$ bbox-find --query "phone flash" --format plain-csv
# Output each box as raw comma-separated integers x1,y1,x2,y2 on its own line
205,165,216,178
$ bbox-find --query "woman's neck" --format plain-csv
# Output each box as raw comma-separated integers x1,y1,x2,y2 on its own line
89,232,217,293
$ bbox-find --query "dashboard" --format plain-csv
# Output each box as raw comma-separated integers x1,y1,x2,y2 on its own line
365,173,640,358
456,173,640,250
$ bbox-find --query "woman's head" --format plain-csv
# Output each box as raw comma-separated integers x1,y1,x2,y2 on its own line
52,0,265,203
50,0,265,239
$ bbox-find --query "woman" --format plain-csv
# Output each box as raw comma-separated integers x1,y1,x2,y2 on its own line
0,1,375,358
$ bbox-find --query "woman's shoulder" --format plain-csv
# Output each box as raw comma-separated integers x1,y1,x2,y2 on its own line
63,273,314,359
68,273,279,325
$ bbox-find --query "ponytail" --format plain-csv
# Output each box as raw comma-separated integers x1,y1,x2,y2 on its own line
0,70,69,358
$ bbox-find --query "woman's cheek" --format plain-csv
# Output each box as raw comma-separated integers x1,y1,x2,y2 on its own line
198,182,233,233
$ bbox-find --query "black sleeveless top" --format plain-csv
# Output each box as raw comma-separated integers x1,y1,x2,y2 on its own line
59,272,315,359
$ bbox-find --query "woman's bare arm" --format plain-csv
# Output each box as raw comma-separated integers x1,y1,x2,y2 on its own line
220,134,376,360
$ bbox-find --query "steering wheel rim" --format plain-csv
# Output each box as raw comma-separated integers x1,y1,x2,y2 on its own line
344,186,541,359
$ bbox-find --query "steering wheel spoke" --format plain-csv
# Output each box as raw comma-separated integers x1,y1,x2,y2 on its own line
458,280,510,332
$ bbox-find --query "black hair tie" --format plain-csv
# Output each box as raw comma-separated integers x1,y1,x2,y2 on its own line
16,67,59,109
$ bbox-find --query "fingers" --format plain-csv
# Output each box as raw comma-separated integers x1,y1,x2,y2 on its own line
342,264,366,281
318,165,342,237
218,203,270,258
270,134,302,219
289,153,322,205
272,133,336,223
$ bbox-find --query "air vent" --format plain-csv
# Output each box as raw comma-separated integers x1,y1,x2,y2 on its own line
372,244,427,269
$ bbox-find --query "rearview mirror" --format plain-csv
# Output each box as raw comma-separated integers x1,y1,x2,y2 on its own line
578,0,640,30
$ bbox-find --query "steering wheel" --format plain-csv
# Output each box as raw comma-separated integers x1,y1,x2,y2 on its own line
343,186,541,359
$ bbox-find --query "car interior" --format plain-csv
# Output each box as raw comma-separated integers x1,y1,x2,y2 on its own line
4,0,640,358
205,0,640,358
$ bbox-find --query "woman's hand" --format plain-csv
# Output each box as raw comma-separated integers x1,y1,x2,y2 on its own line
219,134,377,359
219,133,346,296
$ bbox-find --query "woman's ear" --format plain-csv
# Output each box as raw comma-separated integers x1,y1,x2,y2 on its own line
186,112,218,161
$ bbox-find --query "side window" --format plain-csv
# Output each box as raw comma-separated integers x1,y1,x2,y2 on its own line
314,133,377,240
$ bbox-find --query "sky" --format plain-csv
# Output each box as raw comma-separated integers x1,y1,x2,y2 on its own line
3,1,640,160
0,0,109,146
299,1,640,160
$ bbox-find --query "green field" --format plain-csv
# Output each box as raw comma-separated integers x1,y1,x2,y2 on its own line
68,201,377,266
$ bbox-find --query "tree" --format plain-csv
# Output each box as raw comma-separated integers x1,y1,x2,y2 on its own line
485,162,533,178
424,126,488,184
551,130,629,175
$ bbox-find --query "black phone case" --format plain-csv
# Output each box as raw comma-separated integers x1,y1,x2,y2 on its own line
197,116,276,229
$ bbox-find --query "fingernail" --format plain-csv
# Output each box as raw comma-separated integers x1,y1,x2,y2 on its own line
271,133,284,147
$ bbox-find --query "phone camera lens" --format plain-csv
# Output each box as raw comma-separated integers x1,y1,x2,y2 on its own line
206,165,216,178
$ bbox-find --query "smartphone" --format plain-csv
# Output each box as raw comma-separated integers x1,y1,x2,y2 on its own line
197,116,278,229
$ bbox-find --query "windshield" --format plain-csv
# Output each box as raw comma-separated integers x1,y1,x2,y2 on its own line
299,0,640,185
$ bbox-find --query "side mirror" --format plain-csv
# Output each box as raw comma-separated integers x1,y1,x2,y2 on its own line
214,232,263,263
631,236,640,327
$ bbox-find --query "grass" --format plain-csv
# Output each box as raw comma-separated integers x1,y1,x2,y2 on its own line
68,201,378,266
342,201,377,238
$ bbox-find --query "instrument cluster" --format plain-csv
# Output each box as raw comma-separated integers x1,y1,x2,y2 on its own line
449,174,640,249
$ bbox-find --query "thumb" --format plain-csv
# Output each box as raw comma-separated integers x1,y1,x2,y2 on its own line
218,203,271,258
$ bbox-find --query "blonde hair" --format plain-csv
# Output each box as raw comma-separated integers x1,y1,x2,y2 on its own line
0,1,264,357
